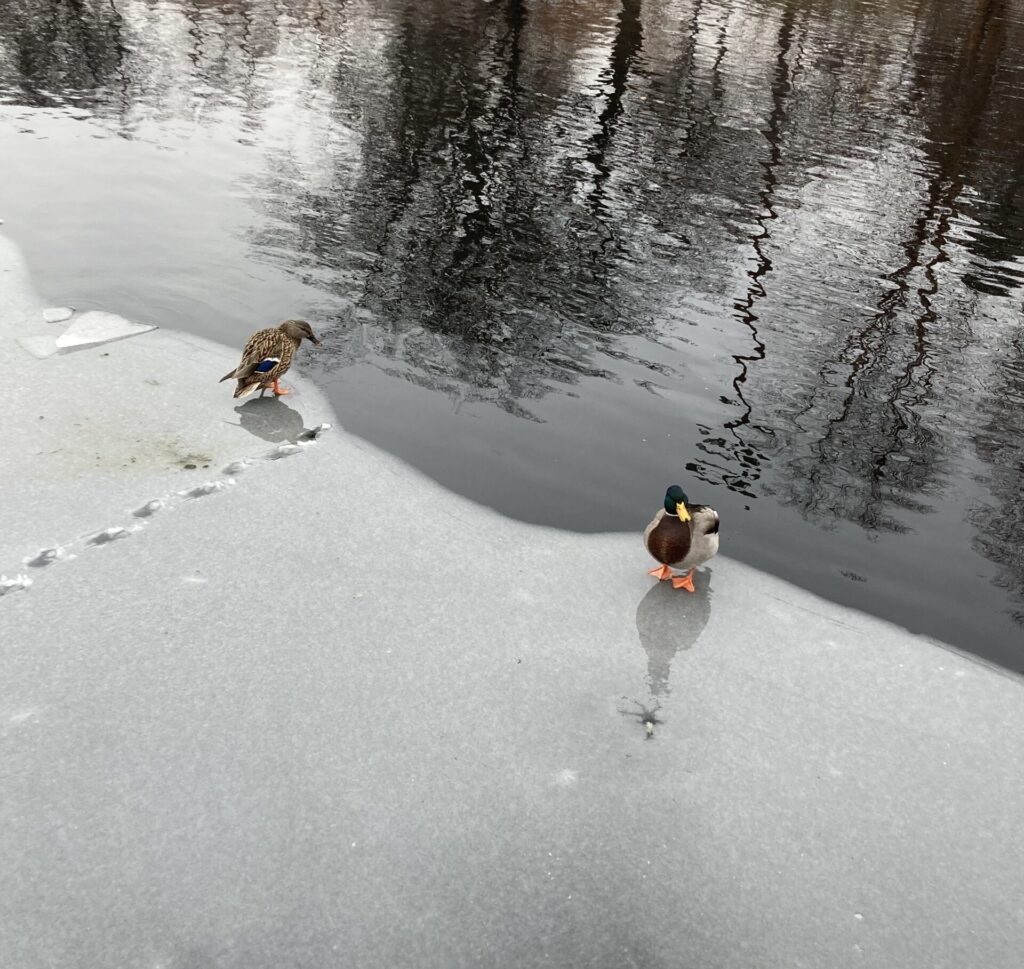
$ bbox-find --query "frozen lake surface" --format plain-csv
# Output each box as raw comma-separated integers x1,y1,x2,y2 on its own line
3,229,1024,969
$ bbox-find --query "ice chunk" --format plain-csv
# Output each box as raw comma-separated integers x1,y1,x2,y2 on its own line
55,311,156,348
43,307,74,324
15,335,59,359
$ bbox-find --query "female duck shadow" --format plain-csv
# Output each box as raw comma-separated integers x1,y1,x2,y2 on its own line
233,397,305,444
634,567,713,698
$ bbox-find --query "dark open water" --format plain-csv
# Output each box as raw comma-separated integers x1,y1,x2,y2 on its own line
1,0,1023,668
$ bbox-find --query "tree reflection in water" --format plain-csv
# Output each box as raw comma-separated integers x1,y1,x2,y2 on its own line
1,0,1023,664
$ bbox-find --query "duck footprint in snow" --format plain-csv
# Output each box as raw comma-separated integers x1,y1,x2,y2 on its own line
87,527,129,546
24,546,69,568
133,499,165,518
181,480,233,499
0,574,32,596
268,444,304,460
4,424,333,592
298,422,332,441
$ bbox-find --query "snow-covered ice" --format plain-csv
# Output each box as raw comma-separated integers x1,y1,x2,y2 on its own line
3,230,1024,969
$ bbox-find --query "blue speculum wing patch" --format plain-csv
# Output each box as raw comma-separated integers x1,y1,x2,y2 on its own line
254,357,280,373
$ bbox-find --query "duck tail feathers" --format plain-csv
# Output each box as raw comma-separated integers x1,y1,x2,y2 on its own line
233,382,259,399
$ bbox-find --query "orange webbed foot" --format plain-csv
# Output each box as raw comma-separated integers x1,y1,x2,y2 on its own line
648,565,673,581
272,379,291,397
671,570,695,592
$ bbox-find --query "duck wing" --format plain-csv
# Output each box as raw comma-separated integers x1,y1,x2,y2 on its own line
219,328,282,382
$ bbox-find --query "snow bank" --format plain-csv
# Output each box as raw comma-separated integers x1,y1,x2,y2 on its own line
2,231,1023,969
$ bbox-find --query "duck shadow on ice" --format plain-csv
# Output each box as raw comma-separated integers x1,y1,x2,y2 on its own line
231,397,306,444
634,567,714,699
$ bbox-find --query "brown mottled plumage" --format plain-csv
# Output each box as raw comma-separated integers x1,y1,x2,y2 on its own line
220,319,320,398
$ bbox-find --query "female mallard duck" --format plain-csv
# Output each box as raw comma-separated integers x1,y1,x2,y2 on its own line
220,319,321,399
644,485,720,591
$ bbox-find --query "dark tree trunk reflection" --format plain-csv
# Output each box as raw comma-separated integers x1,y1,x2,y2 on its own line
3,0,1024,656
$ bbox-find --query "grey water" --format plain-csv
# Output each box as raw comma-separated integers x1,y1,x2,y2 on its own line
1,0,1022,668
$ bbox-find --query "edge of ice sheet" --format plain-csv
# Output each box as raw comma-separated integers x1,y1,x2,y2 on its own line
3,228,1024,969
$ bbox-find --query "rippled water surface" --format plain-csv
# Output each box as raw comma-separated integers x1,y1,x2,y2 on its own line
2,0,1023,666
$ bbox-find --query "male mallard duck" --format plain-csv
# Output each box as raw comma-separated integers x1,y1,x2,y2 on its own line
644,485,720,591
220,319,321,399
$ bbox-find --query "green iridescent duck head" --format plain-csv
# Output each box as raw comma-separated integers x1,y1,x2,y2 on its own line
663,485,691,522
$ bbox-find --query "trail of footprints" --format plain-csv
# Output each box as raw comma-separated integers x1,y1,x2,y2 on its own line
0,424,331,595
